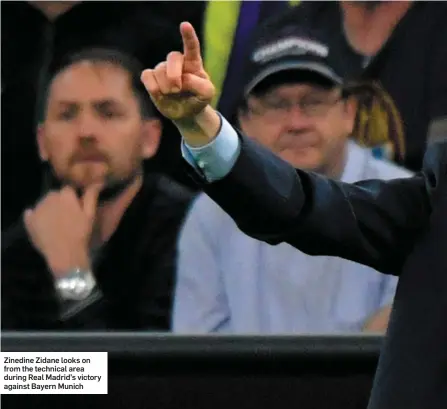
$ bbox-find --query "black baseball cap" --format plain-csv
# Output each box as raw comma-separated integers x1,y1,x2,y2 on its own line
242,22,348,97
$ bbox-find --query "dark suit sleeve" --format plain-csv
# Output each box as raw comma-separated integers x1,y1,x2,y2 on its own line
197,133,433,275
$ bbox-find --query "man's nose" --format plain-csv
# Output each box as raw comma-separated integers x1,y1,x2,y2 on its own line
76,112,101,141
284,106,314,130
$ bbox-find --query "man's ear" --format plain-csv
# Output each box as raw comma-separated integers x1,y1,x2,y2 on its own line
36,124,49,161
236,108,249,130
141,118,162,159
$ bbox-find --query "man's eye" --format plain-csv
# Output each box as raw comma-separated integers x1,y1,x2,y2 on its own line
58,111,76,120
302,98,326,107
99,109,122,119
266,100,289,110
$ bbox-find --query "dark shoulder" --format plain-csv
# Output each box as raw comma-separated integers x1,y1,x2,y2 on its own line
404,2,447,42
423,140,447,195
413,1,447,20
133,175,196,255
385,2,447,45
424,140,447,169
152,174,196,206
148,174,196,228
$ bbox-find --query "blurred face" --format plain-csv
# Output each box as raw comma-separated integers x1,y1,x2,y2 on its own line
38,61,161,191
238,81,357,175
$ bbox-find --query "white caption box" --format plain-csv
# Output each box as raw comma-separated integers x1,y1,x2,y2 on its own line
0,352,108,394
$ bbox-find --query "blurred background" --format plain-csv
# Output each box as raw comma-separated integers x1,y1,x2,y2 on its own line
2,1,446,408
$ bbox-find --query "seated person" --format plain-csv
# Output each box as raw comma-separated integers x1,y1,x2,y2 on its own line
173,24,413,334
2,48,194,331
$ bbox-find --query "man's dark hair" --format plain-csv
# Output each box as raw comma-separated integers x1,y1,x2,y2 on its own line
38,47,155,121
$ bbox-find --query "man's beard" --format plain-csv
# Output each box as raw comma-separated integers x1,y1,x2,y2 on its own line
42,162,141,204
356,1,383,11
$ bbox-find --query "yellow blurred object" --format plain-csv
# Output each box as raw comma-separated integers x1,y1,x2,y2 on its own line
204,0,300,109
204,1,242,108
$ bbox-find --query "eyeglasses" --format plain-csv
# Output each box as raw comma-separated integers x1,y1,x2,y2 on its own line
247,93,343,120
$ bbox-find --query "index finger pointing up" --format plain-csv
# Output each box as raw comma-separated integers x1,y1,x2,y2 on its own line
81,183,102,223
180,22,202,63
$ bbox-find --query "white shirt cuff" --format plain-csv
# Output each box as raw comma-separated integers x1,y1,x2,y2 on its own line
180,113,241,182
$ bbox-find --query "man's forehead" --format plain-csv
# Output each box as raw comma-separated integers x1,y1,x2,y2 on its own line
49,61,132,99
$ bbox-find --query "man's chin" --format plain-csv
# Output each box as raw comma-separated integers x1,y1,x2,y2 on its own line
55,168,140,202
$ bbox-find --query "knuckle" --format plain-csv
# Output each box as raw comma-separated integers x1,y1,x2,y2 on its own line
23,209,34,225
155,61,167,71
61,186,76,199
141,69,153,80
39,191,56,207
47,190,58,199
59,186,70,196
49,187,77,209
61,185,73,193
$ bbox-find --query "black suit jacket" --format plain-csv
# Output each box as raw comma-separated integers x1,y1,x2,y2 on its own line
193,133,447,409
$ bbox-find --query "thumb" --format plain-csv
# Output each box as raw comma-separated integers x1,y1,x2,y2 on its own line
182,73,215,101
81,183,102,223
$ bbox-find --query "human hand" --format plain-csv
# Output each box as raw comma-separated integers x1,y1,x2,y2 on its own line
23,184,101,277
141,22,215,121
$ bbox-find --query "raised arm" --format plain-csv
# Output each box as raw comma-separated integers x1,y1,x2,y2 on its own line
141,22,433,275
203,128,431,274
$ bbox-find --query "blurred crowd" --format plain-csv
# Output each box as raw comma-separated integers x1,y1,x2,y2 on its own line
2,0,446,333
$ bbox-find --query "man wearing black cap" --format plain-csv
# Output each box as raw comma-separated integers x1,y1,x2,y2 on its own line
173,22,411,334
265,2,447,173
142,22,447,409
